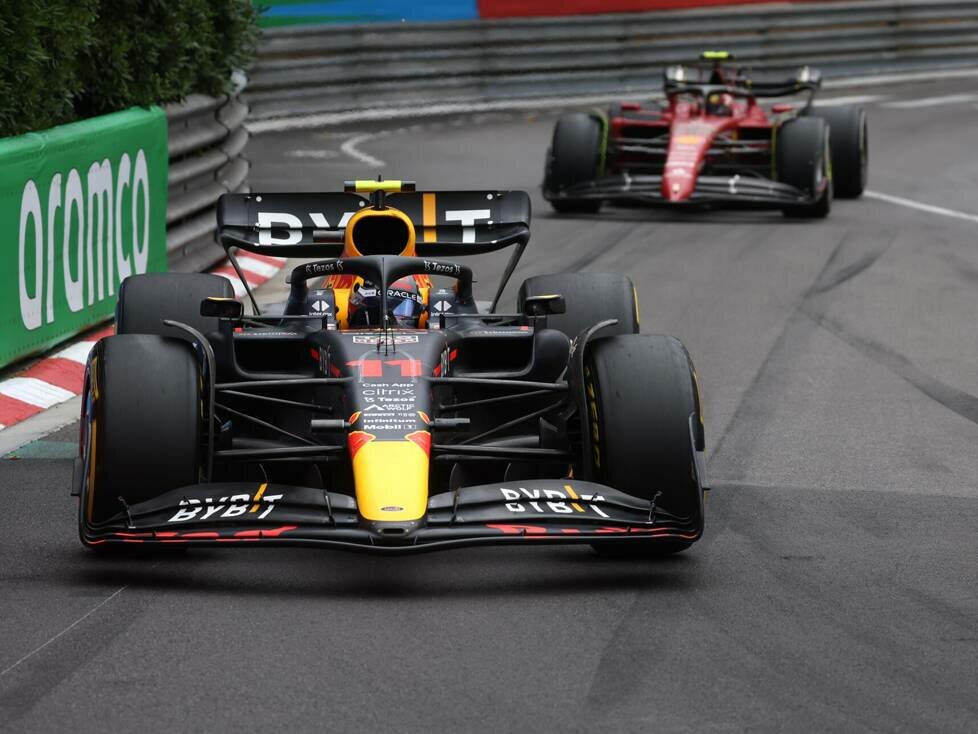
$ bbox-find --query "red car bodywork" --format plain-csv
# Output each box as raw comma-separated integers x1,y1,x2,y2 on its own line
606,93,793,203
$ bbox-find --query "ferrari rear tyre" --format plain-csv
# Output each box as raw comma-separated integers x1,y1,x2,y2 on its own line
116,272,234,338
79,335,202,534
777,117,832,219
518,272,639,340
545,113,603,214
805,105,867,198
584,334,704,557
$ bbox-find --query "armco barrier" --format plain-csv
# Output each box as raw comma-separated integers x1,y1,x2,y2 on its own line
0,109,169,368
245,0,978,121
0,90,249,370
165,90,250,275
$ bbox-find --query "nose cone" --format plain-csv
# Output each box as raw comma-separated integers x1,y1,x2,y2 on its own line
662,169,696,202
663,127,711,203
351,433,431,522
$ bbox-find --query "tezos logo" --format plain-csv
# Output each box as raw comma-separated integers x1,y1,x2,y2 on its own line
305,260,343,275
423,260,461,276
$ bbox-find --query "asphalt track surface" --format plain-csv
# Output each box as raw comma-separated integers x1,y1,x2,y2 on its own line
2,79,977,733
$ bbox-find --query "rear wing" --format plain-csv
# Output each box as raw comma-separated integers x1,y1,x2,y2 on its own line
217,189,532,258
663,64,822,98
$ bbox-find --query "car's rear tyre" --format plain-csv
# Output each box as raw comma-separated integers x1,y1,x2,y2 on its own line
117,272,234,338
518,272,639,340
79,335,203,544
584,334,704,557
777,117,832,219
545,113,604,214
804,105,867,198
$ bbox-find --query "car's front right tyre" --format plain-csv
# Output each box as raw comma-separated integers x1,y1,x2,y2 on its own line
544,113,604,214
79,334,203,550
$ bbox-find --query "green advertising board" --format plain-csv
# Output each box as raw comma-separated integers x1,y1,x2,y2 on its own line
0,107,168,368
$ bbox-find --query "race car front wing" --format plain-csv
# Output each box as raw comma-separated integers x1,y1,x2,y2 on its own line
81,479,702,554
547,173,814,208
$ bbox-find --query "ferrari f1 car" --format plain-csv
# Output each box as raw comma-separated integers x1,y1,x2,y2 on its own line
543,52,868,218
74,179,707,555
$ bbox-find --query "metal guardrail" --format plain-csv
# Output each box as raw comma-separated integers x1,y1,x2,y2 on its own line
244,0,978,121
165,89,250,272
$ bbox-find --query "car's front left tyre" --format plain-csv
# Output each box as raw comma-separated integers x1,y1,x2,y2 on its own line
583,334,705,557
777,116,832,219
804,105,867,198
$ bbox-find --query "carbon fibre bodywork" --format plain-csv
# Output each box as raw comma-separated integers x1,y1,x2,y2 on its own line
81,479,702,553
75,184,706,554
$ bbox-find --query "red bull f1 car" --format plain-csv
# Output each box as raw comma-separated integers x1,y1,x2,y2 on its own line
74,179,707,556
543,52,868,218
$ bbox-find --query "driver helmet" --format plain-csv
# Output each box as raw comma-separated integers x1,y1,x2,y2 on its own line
348,277,427,328
705,92,733,117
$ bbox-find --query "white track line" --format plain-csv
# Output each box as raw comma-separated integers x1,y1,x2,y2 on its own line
882,93,978,109
0,584,129,679
340,134,386,167
287,149,339,159
865,190,978,225
814,94,886,107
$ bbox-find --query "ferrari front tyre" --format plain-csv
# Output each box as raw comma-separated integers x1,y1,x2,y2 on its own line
545,113,603,214
805,105,867,198
518,272,639,340
776,117,832,219
116,272,234,338
79,335,203,540
585,334,704,556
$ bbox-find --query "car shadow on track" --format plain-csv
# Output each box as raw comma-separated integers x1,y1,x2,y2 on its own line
541,207,821,226
65,547,701,600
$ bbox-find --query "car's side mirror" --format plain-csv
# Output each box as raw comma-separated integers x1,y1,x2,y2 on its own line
201,297,243,319
524,294,566,317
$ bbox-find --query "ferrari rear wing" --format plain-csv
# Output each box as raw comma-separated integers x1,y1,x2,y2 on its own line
663,62,821,99
217,189,532,258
